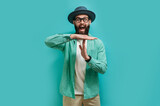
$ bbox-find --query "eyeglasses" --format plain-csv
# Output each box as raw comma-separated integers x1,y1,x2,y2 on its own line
74,17,89,23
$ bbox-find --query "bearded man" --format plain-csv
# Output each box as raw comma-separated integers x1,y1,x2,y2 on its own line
45,6,107,106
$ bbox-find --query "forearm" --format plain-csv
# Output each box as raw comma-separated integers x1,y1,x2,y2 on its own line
87,40,107,74
87,57,107,74
44,34,73,51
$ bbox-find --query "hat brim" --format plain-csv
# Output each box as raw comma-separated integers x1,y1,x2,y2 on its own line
68,10,96,24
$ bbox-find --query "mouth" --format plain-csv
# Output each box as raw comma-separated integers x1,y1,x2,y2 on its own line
79,26,85,32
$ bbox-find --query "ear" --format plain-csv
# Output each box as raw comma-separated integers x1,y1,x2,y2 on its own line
89,19,91,24
73,20,75,24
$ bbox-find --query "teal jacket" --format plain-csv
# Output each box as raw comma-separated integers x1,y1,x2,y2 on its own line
45,33,107,99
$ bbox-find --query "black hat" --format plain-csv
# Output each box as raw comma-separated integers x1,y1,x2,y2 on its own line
68,6,96,24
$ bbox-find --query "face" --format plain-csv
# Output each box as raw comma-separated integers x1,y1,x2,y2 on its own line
73,14,91,35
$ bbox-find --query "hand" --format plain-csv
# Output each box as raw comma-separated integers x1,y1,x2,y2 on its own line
79,40,90,60
70,34,97,40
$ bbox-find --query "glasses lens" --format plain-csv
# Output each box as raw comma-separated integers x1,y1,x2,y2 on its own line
83,17,88,22
75,18,81,22
75,17,89,23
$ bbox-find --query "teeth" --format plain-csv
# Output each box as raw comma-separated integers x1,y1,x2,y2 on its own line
80,26,84,27
80,27,84,28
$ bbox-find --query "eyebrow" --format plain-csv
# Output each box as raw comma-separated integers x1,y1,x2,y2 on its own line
76,16,89,18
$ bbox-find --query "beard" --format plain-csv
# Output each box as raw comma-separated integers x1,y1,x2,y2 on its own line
74,24,90,35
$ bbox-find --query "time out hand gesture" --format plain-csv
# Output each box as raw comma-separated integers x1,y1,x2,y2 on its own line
70,34,97,60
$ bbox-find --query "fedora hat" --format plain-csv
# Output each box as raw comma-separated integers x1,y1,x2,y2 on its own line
68,6,96,24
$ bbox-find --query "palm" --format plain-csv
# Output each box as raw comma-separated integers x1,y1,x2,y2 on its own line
79,40,90,60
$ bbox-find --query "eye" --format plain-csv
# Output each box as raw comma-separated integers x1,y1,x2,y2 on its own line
84,18,88,22
76,18,80,22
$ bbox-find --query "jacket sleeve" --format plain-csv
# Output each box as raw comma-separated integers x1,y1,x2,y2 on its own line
44,34,73,51
87,40,107,74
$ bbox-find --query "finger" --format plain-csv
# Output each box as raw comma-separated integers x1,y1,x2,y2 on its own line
85,36,97,40
79,45,82,51
83,40,87,53
83,40,85,47
83,40,86,50
91,37,98,39
77,34,98,40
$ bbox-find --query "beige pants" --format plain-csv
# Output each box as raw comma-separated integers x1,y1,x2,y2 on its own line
63,94,100,106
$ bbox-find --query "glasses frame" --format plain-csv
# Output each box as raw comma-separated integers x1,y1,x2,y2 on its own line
74,17,90,23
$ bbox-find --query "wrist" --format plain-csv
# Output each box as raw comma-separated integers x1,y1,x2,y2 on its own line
70,34,75,39
85,56,90,60
85,55,91,62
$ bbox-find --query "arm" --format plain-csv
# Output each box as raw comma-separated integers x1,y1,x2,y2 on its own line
45,34,97,51
87,40,107,74
44,34,73,51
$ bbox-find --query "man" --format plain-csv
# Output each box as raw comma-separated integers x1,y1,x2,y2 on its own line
45,6,107,106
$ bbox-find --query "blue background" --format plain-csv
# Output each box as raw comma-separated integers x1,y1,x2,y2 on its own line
0,0,160,106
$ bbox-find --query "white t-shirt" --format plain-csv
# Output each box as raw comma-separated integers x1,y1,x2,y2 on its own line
74,40,87,95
